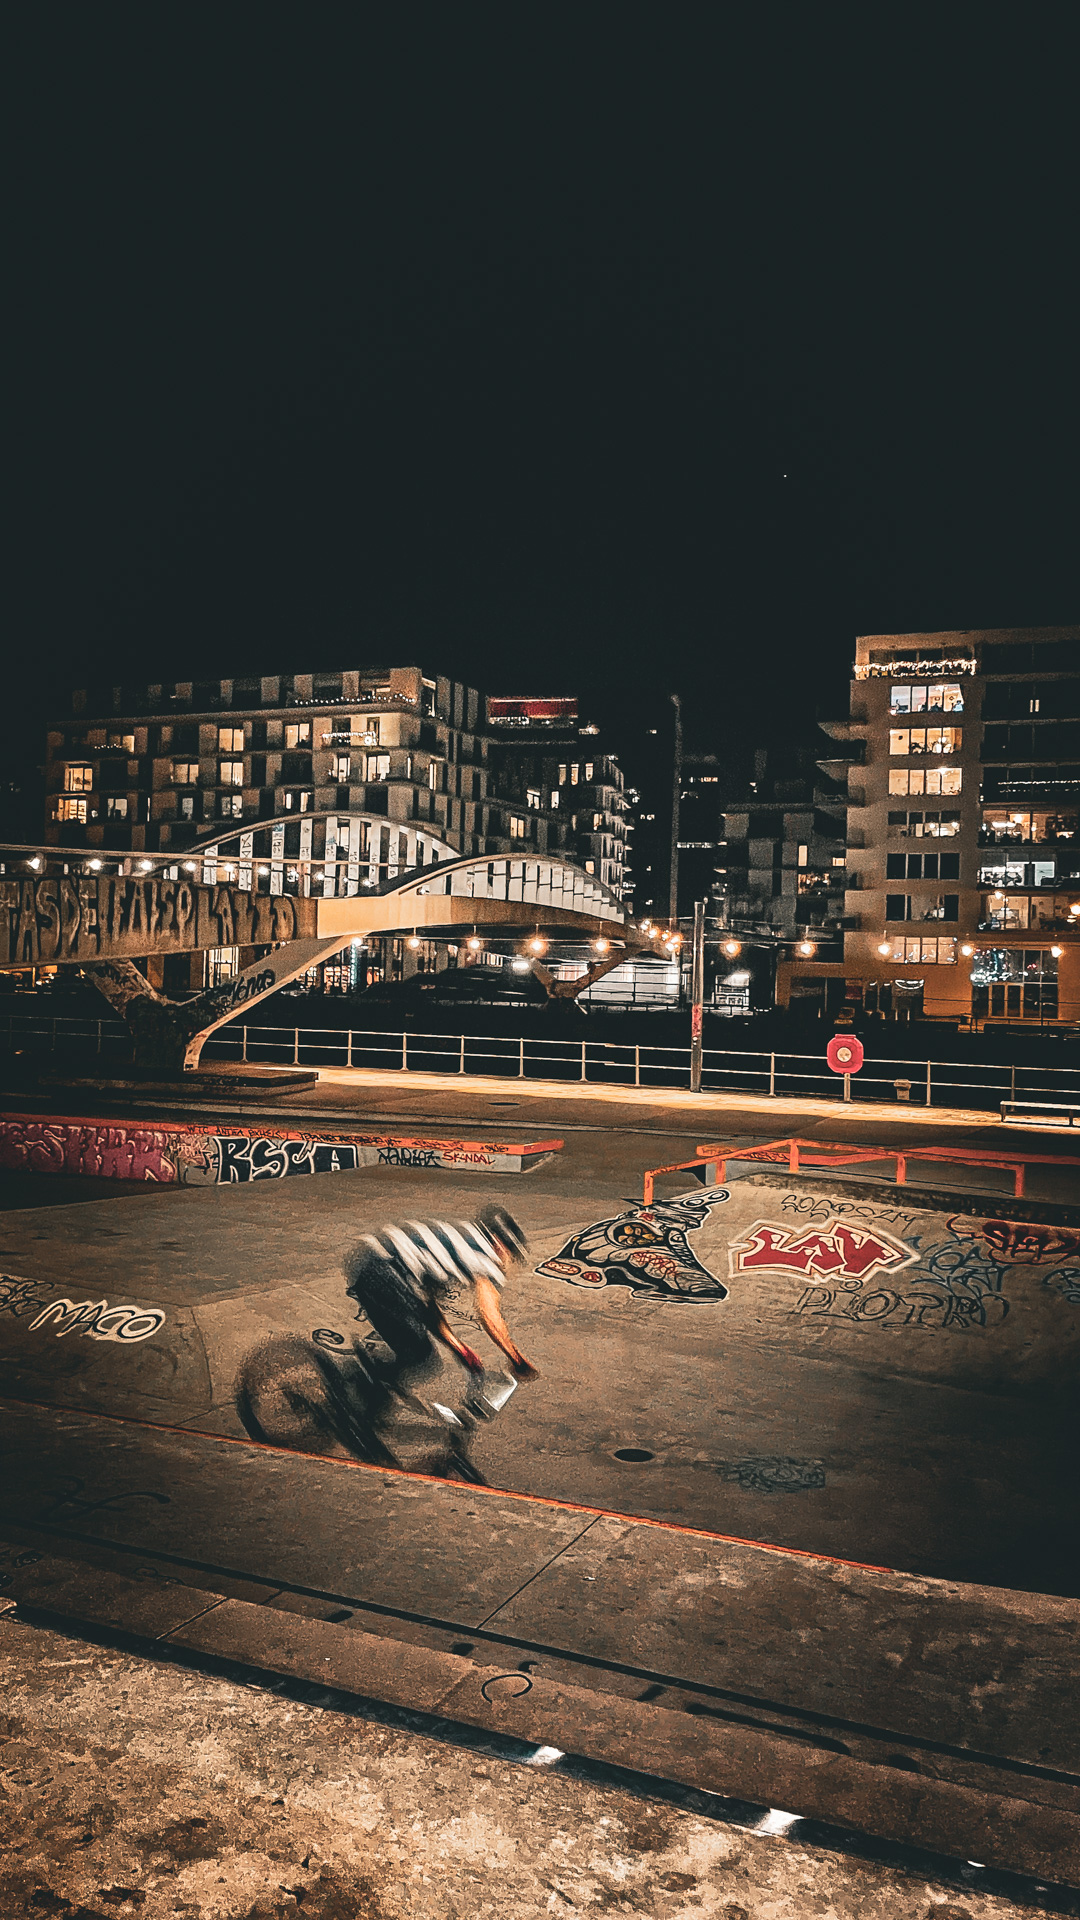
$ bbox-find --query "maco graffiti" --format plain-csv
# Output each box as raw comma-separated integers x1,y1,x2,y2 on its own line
0,1272,165,1342
729,1221,917,1284
536,1190,731,1301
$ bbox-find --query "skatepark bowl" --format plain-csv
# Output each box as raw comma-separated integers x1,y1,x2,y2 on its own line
4,1090,1080,1884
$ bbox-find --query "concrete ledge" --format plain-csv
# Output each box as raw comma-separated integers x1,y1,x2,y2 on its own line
6,1550,1080,1885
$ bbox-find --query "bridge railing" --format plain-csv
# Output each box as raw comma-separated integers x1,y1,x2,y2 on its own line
3,1013,1078,1114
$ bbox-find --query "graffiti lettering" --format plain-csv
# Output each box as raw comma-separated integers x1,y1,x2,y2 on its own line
377,1146,443,1169
0,1273,166,1344
778,1192,923,1233
794,1279,1008,1332
0,876,312,966
729,1221,917,1285
0,1119,176,1183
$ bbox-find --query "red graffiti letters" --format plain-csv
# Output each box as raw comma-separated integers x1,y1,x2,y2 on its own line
729,1220,917,1284
0,1119,176,1182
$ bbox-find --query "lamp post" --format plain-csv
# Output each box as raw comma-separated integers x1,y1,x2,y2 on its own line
690,896,706,1092
668,692,682,924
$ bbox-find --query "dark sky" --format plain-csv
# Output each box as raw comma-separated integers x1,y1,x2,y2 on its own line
9,8,1078,754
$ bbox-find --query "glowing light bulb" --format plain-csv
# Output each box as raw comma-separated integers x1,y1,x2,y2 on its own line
139,860,153,871
529,936,547,955
88,859,102,872
960,943,974,956
723,939,740,957
407,935,421,950
184,862,196,872
798,940,815,957
28,856,41,870
1051,945,1063,957
877,941,891,956
593,937,610,954
467,936,481,951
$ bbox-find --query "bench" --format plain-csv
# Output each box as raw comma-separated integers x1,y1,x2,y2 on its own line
1000,1100,1080,1129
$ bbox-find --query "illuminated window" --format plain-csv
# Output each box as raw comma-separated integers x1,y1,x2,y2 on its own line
428,760,440,790
172,761,199,784
894,937,957,964
570,763,580,784
889,727,962,756
584,762,594,780
890,683,964,714
550,789,560,808
54,796,88,822
365,753,390,782
106,796,128,818
285,723,311,749
283,789,314,812
797,844,808,867
64,765,93,792
584,858,595,874
526,788,541,810
888,767,962,797
220,793,243,817
218,726,244,752
332,754,351,782
180,795,194,819
510,815,526,839
107,733,135,753
885,894,960,923
558,764,567,784
220,760,244,786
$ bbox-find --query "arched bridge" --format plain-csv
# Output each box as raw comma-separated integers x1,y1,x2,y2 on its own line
2,835,640,1071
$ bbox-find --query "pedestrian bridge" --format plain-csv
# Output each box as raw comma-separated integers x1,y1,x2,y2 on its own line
2,833,636,1069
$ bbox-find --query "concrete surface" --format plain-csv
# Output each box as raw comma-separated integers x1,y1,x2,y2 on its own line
0,1605,1065,1919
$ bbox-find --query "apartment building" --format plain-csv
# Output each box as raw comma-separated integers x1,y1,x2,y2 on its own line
44,666,575,879
485,696,628,900
781,628,1080,1023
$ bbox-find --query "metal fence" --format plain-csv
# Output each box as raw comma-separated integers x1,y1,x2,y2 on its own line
2,1012,1078,1113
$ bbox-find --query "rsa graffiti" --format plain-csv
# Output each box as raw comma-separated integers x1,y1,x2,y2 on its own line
0,1115,560,1185
0,1271,165,1343
536,1191,731,1301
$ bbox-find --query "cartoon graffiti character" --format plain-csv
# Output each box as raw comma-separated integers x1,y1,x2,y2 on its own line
535,1191,730,1300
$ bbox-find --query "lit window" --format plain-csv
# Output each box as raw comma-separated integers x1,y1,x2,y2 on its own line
365,753,390,782
550,789,560,808
180,795,194,818
106,796,128,818
218,726,244,752
429,760,440,790
888,768,962,797
510,815,526,839
54,796,88,822
584,858,595,874
220,793,243,817
889,727,962,756
831,854,846,867
584,762,594,780
64,765,93,792
332,754,351,782
890,683,964,714
107,733,135,752
558,764,567,784
526,788,541,810
285,723,311,749
797,844,808,867
220,760,244,786
172,761,199,784
570,764,580,784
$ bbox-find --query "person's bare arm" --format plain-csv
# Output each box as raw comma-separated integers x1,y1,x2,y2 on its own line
473,1274,540,1379
430,1311,483,1371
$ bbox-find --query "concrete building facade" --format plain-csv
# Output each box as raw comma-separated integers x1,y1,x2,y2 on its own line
781,627,1080,1024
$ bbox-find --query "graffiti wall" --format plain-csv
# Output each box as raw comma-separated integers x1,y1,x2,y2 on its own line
0,874,315,967
0,1113,560,1185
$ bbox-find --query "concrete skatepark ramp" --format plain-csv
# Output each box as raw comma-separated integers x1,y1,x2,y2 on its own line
2,1160,1079,1587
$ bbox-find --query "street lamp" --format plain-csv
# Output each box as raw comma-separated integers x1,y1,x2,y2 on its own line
723,939,741,957
797,940,816,957
960,943,974,957
593,937,610,953
877,941,891,956
528,935,547,955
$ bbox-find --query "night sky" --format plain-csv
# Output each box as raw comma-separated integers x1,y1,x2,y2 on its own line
9,10,1078,756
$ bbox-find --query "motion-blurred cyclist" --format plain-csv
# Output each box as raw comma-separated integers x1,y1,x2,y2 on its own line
342,1205,539,1410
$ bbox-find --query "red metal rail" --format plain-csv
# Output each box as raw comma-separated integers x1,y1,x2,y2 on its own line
686,1136,1080,1201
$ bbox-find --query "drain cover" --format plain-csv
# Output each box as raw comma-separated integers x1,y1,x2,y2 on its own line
613,1447,655,1463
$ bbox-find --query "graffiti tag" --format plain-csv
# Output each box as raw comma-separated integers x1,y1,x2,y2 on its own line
376,1146,442,1169
729,1221,917,1284
214,1138,361,1181
0,1273,165,1343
